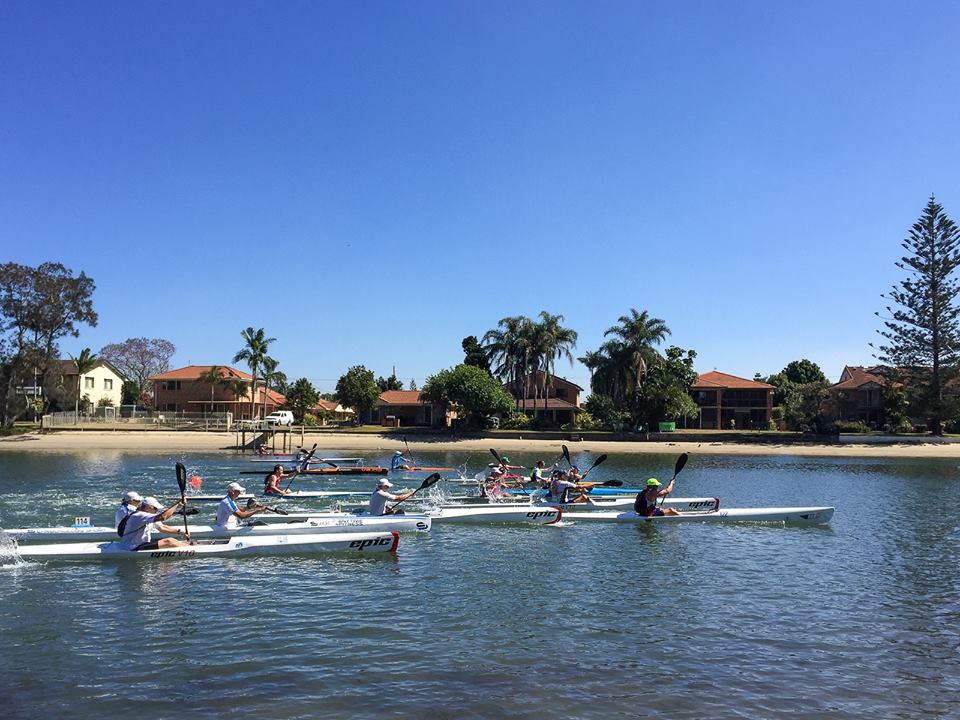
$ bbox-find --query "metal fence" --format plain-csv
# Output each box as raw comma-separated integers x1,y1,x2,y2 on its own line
42,411,233,431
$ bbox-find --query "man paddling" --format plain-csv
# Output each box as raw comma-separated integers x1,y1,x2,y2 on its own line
391,450,414,471
634,478,680,517
217,482,267,529
118,497,191,550
368,478,416,516
548,468,593,504
115,491,143,530
264,464,297,496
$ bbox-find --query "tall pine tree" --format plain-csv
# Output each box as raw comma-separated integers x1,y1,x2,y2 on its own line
876,196,960,435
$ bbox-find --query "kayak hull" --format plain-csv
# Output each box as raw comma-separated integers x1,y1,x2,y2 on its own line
16,531,400,560
562,507,835,525
427,506,562,524
6,515,430,543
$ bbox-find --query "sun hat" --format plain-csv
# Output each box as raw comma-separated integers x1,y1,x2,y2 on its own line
123,491,142,503
227,482,246,493
140,496,163,509
378,478,393,487
646,478,662,487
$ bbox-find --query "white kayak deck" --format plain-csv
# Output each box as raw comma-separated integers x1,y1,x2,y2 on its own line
562,507,835,525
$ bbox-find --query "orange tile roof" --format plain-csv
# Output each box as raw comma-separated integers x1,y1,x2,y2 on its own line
150,365,252,381
832,366,886,391
692,371,774,390
379,390,424,405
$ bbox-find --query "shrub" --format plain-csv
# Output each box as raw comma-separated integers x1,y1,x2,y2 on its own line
501,413,531,430
834,420,871,434
302,413,318,427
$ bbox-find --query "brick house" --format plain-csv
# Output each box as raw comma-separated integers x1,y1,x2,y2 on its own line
503,371,582,427
827,365,886,427
150,365,285,419
377,390,455,427
683,371,774,430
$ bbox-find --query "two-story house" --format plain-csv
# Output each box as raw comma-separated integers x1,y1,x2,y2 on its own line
503,371,582,427
684,371,774,430
58,359,126,412
150,365,285,419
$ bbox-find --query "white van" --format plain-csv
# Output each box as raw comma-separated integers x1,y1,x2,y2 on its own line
262,411,294,427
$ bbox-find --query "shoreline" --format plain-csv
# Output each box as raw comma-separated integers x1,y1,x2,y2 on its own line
4,430,960,458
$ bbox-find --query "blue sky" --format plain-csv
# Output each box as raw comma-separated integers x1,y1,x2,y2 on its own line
3,1,959,391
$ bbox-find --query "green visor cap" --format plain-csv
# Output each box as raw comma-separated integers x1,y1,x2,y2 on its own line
646,478,662,487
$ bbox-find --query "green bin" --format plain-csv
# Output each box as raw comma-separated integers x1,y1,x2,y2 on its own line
658,422,676,432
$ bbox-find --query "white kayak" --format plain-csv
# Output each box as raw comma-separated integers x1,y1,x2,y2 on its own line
426,505,563,524
440,496,719,512
187,490,393,502
6,515,431,543
15,530,400,560
562,506,835,525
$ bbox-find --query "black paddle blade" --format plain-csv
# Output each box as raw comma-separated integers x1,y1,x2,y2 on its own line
273,506,289,515
246,498,257,508
601,480,623,487
176,463,187,494
489,448,502,464
419,472,443,491
590,454,608,470
674,453,689,477
562,445,571,468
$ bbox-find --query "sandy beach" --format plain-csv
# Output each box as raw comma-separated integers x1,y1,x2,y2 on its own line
3,430,960,458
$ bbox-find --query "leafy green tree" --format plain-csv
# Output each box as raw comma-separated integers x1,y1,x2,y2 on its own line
121,380,140,406
68,348,98,417
421,364,514,427
583,393,621,430
409,379,418,391
377,372,404,391
285,377,320,423
99,337,175,400
875,197,960,435
335,365,381,423
233,327,276,420
461,336,490,373
632,346,699,434
0,262,97,425
766,359,830,430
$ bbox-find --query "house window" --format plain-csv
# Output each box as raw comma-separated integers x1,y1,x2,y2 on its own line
84,377,95,389
104,378,113,390
163,381,182,391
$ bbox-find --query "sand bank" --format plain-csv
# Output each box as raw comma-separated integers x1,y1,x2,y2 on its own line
3,430,960,459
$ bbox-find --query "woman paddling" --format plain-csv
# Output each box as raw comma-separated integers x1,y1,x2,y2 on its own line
264,464,297,496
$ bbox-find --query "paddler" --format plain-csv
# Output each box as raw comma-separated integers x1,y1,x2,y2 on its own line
115,491,143,530
528,460,556,486
368,478,416,516
264,464,298,496
216,482,267,529
634,478,680,517
548,468,593,504
391,450,414,471
118,496,191,550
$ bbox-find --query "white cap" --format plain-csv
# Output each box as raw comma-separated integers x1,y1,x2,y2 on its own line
141,496,162,509
394,450,403,455
123,491,142,503
227,482,246,493
377,478,393,487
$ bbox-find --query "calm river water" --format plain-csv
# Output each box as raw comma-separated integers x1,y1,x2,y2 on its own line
1,448,959,719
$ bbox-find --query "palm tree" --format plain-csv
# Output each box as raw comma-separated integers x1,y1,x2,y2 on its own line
531,311,578,424
196,366,225,415
482,316,534,412
69,348,98,418
233,327,276,421
601,308,671,406
261,357,286,415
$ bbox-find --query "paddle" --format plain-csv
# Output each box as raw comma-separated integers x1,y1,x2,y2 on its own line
175,462,189,534
403,436,416,466
580,479,624,488
578,454,608,480
657,453,690,509
246,498,289,515
285,443,318,491
387,472,443,513
562,444,572,469
489,448,503,465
